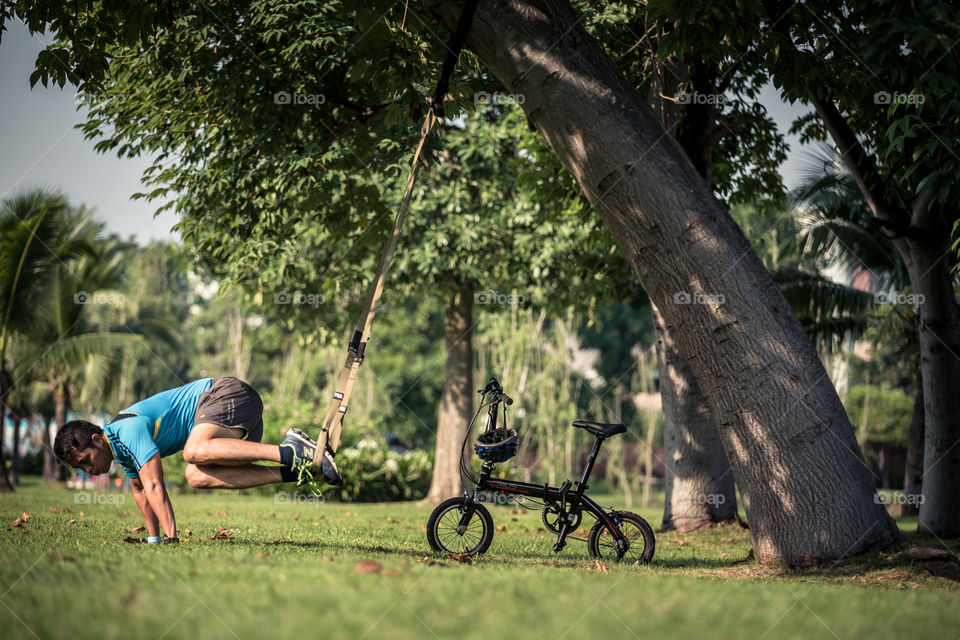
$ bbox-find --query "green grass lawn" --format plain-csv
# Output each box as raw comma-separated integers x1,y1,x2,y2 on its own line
2,477,958,639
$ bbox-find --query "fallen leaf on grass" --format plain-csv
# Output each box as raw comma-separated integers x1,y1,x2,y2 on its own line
446,552,473,564
579,560,609,573
419,524,427,532
293,513,301,521
183,530,192,537
126,526,146,534
68,518,77,524
720,553,730,558
418,556,443,567
49,508,60,514
677,540,687,547
876,570,911,582
312,522,321,526
386,517,403,524
62,507,71,514
720,537,735,543
382,569,400,577
13,512,30,527
354,560,383,574
201,527,232,541
123,537,145,544
50,553,75,562
495,525,506,532
257,551,270,558
217,511,228,517
119,512,129,517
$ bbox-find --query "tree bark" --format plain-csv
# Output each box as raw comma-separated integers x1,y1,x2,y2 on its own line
908,230,960,536
427,0,903,563
654,304,737,531
423,275,474,503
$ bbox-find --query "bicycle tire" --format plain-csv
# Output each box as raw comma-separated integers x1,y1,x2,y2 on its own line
587,510,655,565
426,497,495,557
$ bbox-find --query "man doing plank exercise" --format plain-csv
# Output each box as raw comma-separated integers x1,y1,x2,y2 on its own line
53,376,341,544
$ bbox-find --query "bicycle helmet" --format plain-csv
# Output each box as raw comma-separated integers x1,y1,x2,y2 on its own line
474,428,519,462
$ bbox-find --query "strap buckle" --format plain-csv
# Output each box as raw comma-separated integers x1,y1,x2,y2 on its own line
348,329,366,365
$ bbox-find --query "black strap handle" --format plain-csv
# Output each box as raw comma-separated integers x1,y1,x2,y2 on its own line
430,0,480,118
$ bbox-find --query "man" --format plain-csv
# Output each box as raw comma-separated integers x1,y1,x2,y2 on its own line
53,376,341,544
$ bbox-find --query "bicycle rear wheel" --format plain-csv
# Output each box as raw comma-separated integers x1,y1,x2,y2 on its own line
587,511,655,565
426,497,495,557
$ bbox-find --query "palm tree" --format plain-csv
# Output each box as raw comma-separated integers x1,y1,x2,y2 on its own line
0,189,85,492
13,210,151,479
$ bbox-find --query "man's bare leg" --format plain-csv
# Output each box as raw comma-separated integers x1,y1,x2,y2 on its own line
185,463,287,489
183,423,283,465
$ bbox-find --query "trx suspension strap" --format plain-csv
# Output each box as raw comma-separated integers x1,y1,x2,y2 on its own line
313,0,479,472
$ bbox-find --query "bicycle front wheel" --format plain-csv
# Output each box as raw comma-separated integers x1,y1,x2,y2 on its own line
587,511,655,565
426,497,495,557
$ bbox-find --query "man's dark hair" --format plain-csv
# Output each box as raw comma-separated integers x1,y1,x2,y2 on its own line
53,420,103,464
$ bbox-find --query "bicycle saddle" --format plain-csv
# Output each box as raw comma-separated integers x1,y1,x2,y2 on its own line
572,420,627,438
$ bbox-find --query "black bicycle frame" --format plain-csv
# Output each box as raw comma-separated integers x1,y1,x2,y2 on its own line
458,430,626,550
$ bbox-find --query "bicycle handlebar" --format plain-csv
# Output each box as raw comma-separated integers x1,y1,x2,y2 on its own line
478,377,513,405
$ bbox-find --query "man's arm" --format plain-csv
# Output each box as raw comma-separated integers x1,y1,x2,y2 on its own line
129,477,160,537
136,453,177,539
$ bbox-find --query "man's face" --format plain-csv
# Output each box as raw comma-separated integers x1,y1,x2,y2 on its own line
69,434,113,475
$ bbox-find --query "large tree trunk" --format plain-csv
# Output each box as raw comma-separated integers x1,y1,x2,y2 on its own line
645,53,738,531
0,369,14,492
654,305,737,531
908,230,960,536
42,417,57,482
427,0,903,563
423,275,474,503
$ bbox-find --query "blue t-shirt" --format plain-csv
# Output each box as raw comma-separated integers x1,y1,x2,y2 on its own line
103,378,213,478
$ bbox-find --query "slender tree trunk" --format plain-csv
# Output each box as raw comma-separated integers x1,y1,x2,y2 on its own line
654,304,737,531
423,276,474,503
908,233,960,536
54,375,70,482
902,365,924,517
11,412,21,485
42,417,56,481
0,369,14,492
427,0,903,562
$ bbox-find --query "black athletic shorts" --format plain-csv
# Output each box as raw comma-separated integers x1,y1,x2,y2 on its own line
193,376,264,443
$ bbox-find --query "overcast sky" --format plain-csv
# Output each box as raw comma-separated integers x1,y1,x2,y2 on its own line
1,18,814,245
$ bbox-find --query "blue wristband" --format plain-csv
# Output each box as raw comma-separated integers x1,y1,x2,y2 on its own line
147,536,162,544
